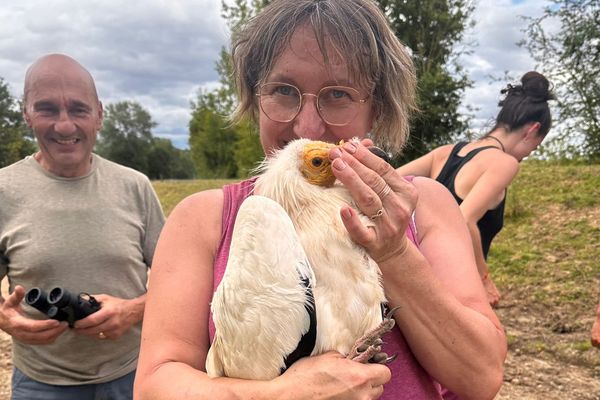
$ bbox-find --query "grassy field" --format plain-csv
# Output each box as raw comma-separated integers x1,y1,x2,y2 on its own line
152,178,234,216
497,162,599,317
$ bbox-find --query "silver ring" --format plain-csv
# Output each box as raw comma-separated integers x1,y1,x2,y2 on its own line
370,209,384,220
378,185,392,199
98,332,106,339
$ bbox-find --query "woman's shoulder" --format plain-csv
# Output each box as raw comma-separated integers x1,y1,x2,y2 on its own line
411,176,458,217
167,188,225,234
175,188,224,213
460,143,520,175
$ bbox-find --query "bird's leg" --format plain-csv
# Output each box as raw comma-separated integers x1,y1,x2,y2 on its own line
347,306,400,364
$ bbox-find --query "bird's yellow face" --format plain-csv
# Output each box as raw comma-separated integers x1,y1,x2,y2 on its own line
301,141,338,187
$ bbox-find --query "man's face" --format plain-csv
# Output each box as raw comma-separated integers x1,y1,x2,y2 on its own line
23,64,103,177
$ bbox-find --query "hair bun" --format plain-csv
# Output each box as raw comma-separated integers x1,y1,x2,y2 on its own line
521,71,556,102
499,71,555,103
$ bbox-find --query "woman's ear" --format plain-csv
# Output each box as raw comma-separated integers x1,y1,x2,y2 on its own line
524,122,542,141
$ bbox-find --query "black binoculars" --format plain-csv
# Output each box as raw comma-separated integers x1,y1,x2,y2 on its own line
25,287,101,327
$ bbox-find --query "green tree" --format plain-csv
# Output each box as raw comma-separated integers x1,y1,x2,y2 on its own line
187,0,265,179
147,138,196,180
521,0,600,161
96,101,156,174
189,92,240,178
378,0,474,163
97,100,192,179
233,120,265,177
0,78,36,168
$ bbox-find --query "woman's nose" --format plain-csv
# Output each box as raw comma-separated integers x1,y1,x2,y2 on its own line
293,94,326,140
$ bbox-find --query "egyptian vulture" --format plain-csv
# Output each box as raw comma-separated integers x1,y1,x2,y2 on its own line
206,138,396,379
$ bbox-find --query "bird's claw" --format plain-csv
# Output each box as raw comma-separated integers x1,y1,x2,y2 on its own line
347,305,401,364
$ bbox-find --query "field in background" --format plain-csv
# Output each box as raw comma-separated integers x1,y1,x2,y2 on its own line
1,162,599,399
489,162,600,398
152,178,234,216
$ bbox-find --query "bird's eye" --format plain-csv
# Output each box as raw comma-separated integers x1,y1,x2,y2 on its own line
312,157,323,167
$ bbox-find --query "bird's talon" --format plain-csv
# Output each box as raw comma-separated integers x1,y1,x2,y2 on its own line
385,353,398,364
385,305,401,320
369,352,389,364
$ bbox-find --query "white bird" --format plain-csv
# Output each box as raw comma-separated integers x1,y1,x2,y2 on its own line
206,139,396,379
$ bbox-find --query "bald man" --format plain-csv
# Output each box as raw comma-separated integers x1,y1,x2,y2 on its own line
0,54,165,399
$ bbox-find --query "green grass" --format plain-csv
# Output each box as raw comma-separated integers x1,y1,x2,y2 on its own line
491,161,600,308
152,179,235,216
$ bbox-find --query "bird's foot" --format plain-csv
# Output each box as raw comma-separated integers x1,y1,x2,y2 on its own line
347,306,400,364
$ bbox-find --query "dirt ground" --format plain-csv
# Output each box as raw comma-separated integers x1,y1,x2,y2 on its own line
1,286,599,399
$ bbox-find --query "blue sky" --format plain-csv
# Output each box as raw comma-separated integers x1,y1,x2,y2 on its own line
0,0,551,149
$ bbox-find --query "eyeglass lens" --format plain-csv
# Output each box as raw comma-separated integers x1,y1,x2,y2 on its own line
258,83,362,125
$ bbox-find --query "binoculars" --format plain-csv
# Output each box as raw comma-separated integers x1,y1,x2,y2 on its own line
25,287,101,327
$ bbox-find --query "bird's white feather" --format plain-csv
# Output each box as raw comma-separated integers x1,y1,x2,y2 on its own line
254,139,385,356
207,195,316,379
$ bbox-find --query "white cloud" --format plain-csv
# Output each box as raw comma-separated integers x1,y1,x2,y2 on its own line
459,0,550,135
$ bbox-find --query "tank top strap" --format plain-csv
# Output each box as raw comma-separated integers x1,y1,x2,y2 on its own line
435,142,468,185
214,178,257,289
436,142,501,192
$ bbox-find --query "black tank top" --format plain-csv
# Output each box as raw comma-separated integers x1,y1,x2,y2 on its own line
435,142,505,259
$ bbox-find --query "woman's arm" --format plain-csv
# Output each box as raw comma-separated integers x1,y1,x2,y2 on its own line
394,177,506,399
458,154,519,306
329,142,507,400
465,219,501,306
134,189,391,400
395,151,434,177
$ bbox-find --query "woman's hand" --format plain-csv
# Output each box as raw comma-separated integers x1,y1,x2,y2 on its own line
481,269,501,307
328,140,417,265
276,352,390,400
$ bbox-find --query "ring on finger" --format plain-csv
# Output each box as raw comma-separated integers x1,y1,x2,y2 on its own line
378,184,393,199
98,332,106,340
370,209,384,220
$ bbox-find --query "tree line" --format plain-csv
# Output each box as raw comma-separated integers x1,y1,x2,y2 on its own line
2,0,598,177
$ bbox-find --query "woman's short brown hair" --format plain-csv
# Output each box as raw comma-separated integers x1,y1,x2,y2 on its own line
231,0,417,153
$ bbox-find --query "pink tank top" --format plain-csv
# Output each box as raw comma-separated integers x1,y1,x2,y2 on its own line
209,177,443,399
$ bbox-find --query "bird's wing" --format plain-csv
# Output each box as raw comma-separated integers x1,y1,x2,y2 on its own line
206,195,316,380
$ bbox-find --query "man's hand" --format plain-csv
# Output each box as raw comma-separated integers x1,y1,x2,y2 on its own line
0,285,68,344
73,294,145,340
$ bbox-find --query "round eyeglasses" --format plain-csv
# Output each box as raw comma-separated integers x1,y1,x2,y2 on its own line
256,82,369,126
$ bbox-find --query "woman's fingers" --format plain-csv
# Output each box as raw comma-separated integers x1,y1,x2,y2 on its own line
330,141,417,221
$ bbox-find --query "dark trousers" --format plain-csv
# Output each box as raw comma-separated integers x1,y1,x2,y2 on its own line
11,367,135,400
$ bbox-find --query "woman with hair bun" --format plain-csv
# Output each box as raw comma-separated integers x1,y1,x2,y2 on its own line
398,71,556,307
